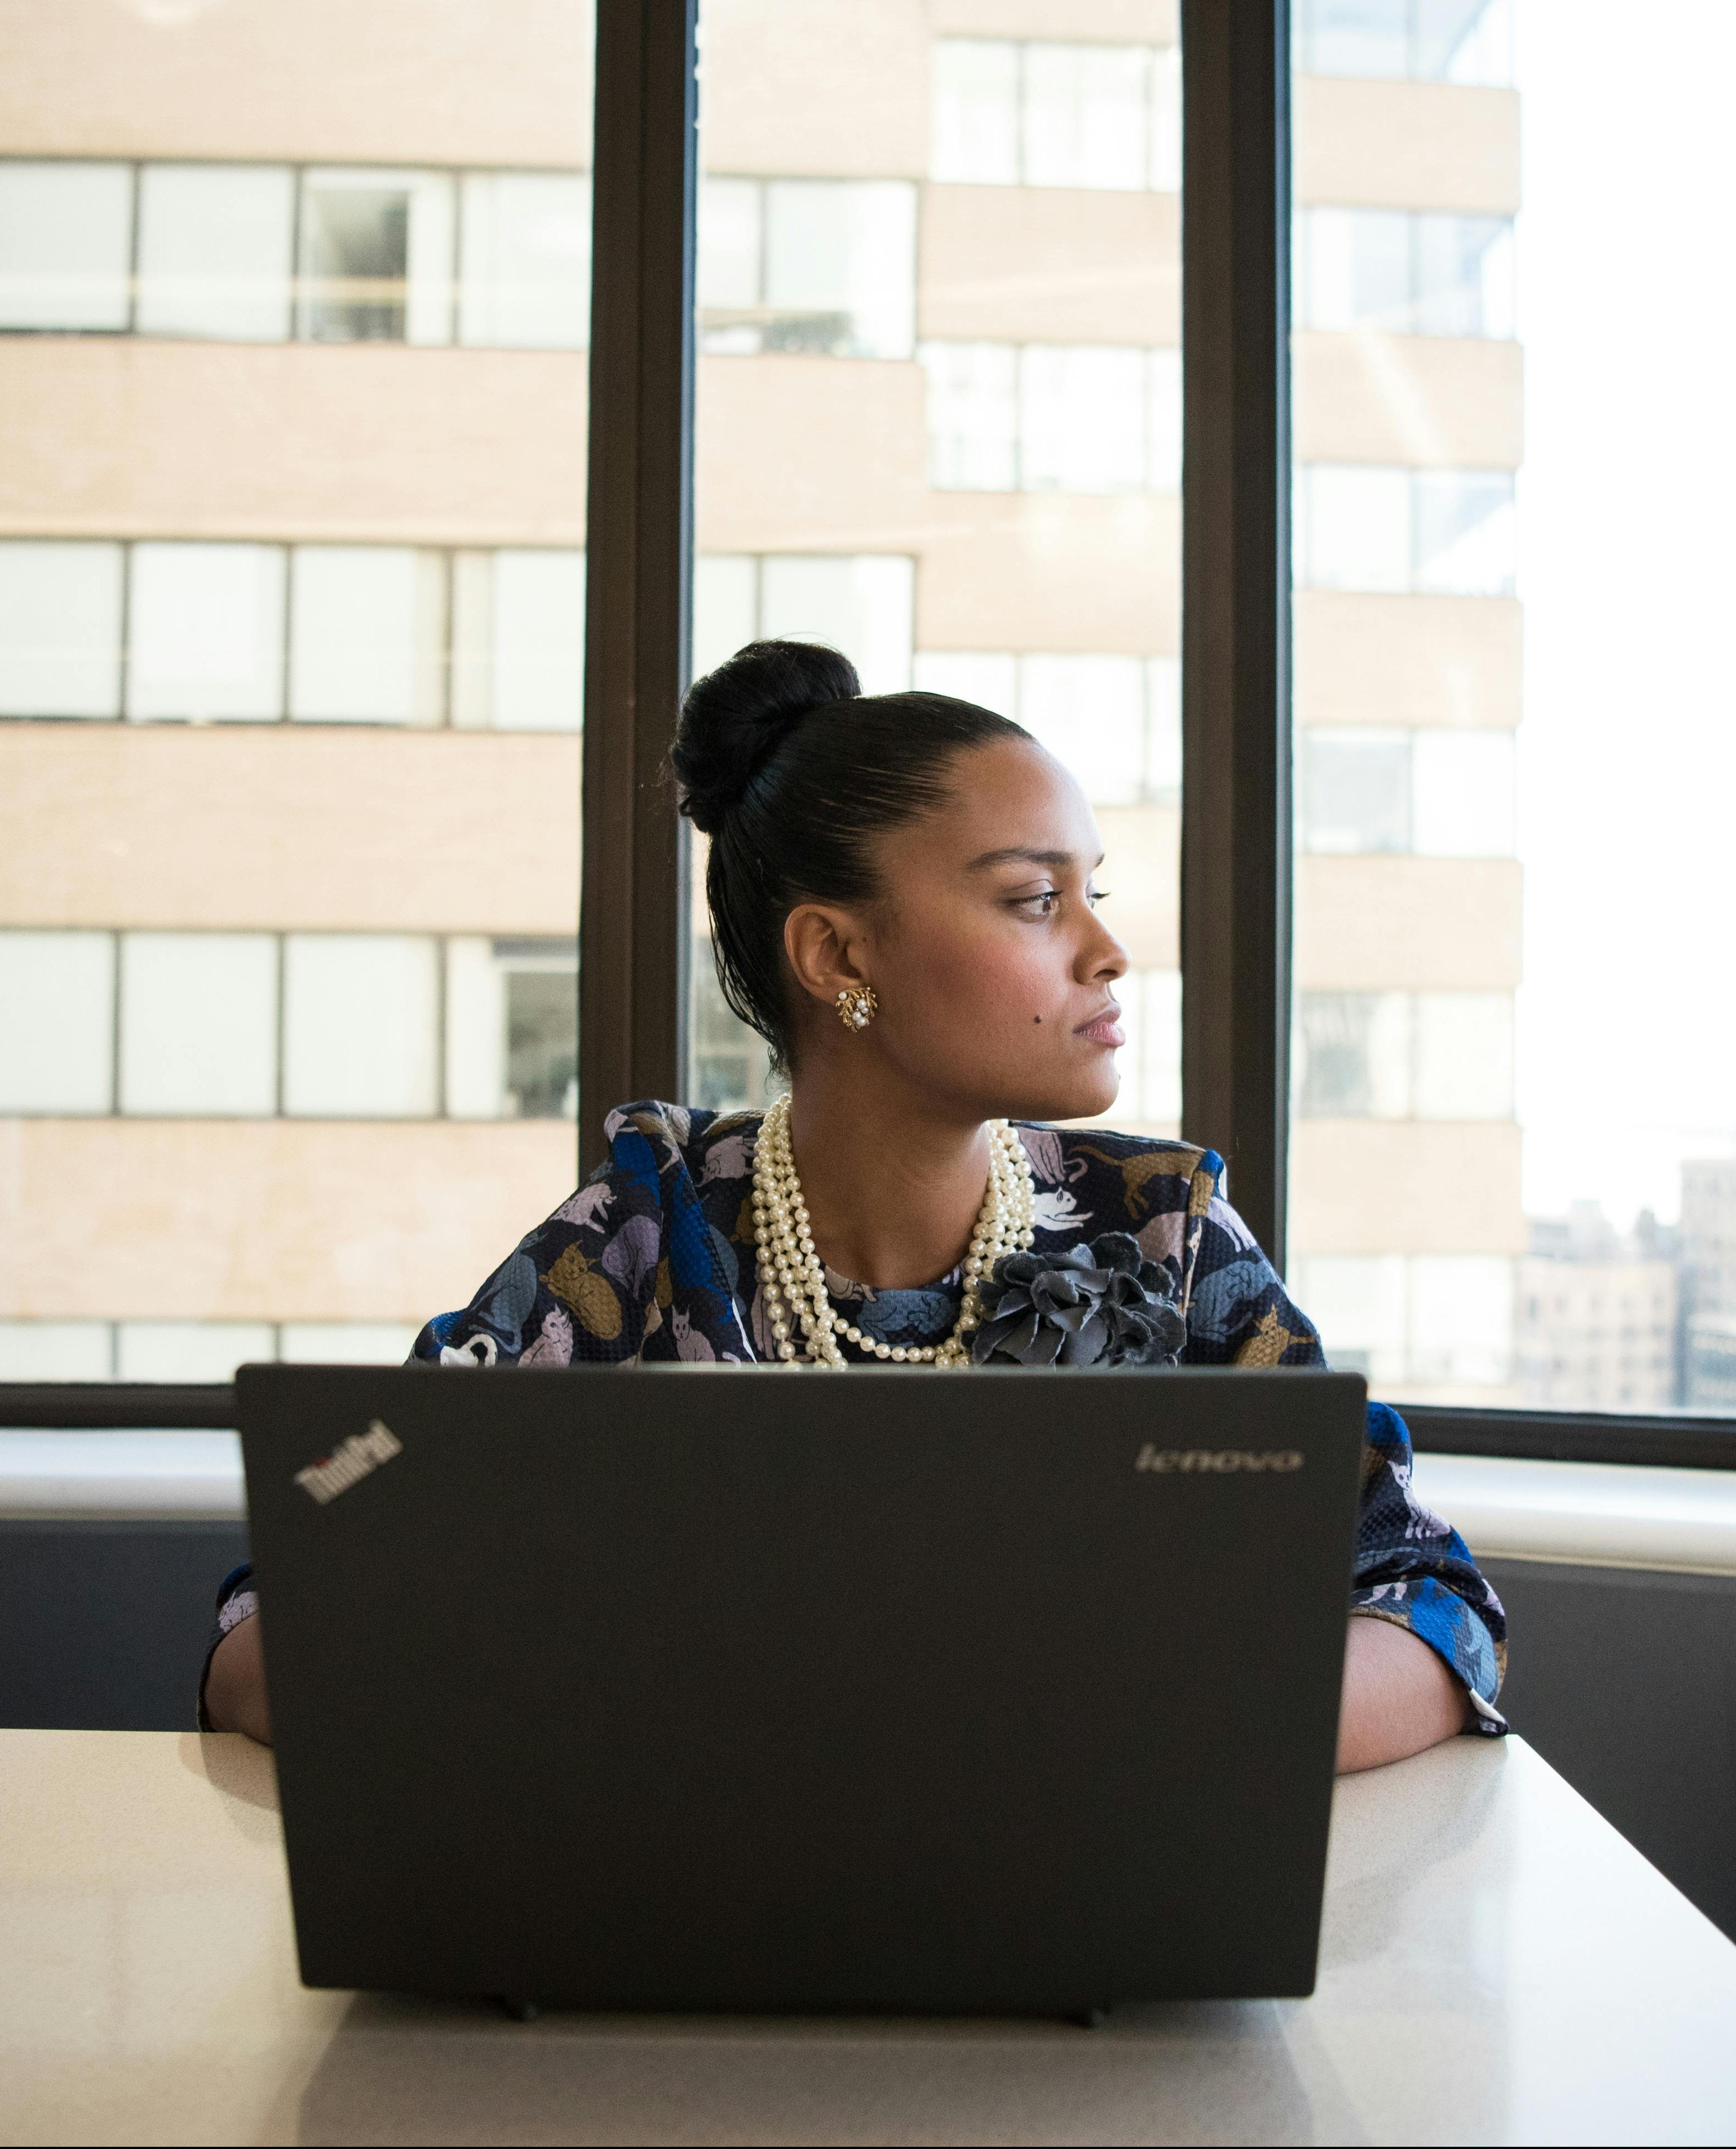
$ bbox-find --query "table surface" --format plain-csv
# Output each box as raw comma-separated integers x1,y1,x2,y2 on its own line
3,1729,1735,2148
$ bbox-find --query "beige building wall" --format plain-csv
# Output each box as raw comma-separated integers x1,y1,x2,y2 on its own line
0,730,579,936
1296,594,1522,731
0,1120,576,1325
0,344,589,547
1291,1122,1527,1257
1298,861,1523,993
920,186,1179,345
1295,333,1523,470
0,0,594,167
1296,80,1521,213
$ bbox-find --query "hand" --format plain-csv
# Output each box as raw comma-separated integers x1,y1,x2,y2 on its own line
203,1613,273,1746
1335,1613,1468,1774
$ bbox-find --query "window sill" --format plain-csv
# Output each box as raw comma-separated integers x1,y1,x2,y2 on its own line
0,1432,244,1522
1411,1453,1736,1577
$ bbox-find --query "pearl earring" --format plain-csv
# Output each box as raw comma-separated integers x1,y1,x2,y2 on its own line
835,983,879,1033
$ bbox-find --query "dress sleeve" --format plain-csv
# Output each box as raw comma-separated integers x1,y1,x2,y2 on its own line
195,1561,258,1730
1351,1402,1508,1731
408,1102,684,1368
1175,1166,1507,1731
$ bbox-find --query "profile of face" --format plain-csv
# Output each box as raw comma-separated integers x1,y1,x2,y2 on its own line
782,736,1131,1124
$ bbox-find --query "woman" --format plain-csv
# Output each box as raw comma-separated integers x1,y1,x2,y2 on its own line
206,640,1506,1765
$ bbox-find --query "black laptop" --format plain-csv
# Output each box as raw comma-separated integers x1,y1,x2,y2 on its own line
236,1361,1367,2018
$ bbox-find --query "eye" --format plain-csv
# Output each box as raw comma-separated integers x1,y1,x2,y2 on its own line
1087,887,1110,908
1009,889,1061,918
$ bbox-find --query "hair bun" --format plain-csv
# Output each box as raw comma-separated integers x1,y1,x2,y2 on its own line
673,638,861,835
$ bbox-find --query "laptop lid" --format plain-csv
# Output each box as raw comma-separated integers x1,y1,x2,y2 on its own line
237,1362,1367,2015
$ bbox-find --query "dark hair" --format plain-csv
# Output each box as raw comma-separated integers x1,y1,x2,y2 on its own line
672,638,1027,1068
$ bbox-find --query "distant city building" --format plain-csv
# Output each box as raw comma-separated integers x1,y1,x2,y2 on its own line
1681,1162,1736,1409
1518,1202,1680,1413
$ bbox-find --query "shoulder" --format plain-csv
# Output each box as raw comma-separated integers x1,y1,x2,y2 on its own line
1018,1122,1224,1218
600,1099,762,1191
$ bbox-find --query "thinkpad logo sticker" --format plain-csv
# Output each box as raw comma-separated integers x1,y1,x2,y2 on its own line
295,1420,403,1505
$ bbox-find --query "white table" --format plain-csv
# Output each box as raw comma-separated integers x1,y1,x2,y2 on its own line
2,1728,1734,2146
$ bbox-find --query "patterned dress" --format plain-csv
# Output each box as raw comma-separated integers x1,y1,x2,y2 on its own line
205,1100,1508,1728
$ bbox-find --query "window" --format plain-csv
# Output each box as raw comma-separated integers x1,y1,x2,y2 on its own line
282,936,440,1118
0,543,124,718
1298,992,1514,1119
1295,0,1513,85
127,545,287,723
452,551,586,732
1300,729,1514,856
697,177,916,359
0,933,114,1114
297,169,454,345
911,652,1180,809
0,162,132,332
931,39,1181,190
287,547,444,725
118,935,279,1118
922,343,1181,494
445,939,578,1120
692,555,914,693
1298,209,1514,338
134,165,295,342
1297,467,1514,595
1291,1253,1515,1389
458,172,591,350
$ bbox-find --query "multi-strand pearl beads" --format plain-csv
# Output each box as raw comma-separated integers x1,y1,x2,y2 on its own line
751,1091,1037,1368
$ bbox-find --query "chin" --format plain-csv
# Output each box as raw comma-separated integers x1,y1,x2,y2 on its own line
1000,1060,1121,1125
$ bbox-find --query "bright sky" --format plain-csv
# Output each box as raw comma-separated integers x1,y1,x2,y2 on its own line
1513,0,1736,1228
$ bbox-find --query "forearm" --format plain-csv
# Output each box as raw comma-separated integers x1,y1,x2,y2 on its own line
203,1613,273,1745
1335,1611,1468,1774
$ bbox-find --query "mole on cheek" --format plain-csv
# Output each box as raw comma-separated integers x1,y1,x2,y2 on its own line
1033,1015,1042,1024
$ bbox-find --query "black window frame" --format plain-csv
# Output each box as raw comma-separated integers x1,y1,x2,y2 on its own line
4,0,1732,1473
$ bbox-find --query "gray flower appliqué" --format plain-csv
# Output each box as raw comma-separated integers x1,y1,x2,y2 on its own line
972,1233,1187,1367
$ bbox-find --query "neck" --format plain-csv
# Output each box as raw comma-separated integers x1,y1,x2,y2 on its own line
783,1058,996,1291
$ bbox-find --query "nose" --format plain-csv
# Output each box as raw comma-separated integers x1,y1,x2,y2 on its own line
1078,905,1129,984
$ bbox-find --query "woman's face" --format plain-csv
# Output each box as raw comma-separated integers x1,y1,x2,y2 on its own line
788,736,1133,1124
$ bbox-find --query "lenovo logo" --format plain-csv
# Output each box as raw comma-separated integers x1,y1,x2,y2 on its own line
295,1420,403,1505
1136,1445,1304,1474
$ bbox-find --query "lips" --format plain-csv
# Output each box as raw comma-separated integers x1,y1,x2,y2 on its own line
1075,1005,1126,1049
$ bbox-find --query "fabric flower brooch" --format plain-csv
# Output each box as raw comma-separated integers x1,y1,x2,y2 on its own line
971,1232,1187,1368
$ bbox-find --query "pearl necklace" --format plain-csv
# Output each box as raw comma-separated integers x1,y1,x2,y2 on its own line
751,1092,1037,1368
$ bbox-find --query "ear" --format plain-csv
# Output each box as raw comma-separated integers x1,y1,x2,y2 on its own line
783,903,872,1012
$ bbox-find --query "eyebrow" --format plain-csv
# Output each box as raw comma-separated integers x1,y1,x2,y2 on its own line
965,846,1105,873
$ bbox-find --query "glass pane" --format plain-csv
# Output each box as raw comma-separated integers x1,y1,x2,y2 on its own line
1289,0,1723,1418
690,2,1182,1136
1,7,593,1380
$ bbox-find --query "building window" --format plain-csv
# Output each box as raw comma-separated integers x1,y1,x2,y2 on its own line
1300,726,1513,858
1289,1252,1515,1390
0,161,133,332
697,177,916,360
912,651,1179,809
931,39,1181,191
1,930,579,1123
921,342,1181,495
1296,466,1515,596
1298,209,1514,338
693,553,915,693
297,169,454,345
0,159,594,352
457,172,591,350
282,935,441,1119
118,934,280,1118
1298,990,1514,1119
1296,0,1513,86
0,542,124,719
0,1319,424,1381
0,539,585,732
287,547,445,725
127,543,287,723
0,932,115,1114
135,164,296,343
445,938,579,1121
